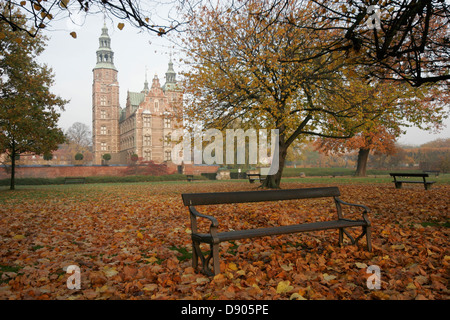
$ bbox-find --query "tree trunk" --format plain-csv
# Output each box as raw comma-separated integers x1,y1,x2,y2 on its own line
260,142,287,189
10,145,16,190
355,148,370,177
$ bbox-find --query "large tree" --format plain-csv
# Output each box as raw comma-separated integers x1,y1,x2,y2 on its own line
182,0,449,188
182,1,381,188
0,9,67,189
314,79,449,176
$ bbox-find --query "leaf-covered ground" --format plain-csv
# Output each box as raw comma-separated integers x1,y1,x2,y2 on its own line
0,181,448,300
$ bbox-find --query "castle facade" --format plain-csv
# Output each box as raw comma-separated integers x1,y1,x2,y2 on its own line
92,24,183,165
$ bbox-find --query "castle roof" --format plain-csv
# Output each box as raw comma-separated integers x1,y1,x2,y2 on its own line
94,23,117,71
127,91,146,111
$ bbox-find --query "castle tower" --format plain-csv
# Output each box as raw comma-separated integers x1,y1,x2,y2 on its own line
92,24,120,165
162,58,183,117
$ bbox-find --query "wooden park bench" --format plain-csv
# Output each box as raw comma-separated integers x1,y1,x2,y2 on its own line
64,177,85,184
186,174,195,182
390,173,436,190
181,187,372,276
246,173,266,183
423,170,440,177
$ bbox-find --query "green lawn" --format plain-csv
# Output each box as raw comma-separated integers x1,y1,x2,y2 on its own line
1,167,447,189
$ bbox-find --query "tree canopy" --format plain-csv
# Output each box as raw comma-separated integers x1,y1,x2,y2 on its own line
66,122,92,150
182,1,369,187
238,0,450,87
313,78,449,176
181,0,449,188
0,9,67,189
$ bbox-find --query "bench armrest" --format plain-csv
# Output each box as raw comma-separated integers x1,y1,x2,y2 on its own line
335,198,371,225
189,206,219,227
335,198,370,212
189,206,220,244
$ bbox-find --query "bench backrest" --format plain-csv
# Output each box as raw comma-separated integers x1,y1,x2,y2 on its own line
390,173,428,177
182,187,340,206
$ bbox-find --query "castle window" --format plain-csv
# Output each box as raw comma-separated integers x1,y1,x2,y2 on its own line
154,100,159,111
143,116,151,127
144,150,151,161
164,150,171,161
164,117,171,128
100,96,106,106
144,135,151,146
101,142,107,151
101,126,107,135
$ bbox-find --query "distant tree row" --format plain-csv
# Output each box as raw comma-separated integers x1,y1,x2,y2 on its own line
288,138,450,173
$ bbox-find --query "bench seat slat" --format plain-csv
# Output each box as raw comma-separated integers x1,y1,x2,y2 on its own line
394,180,435,184
193,219,366,243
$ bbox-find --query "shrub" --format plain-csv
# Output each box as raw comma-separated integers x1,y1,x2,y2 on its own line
43,152,53,161
125,160,169,176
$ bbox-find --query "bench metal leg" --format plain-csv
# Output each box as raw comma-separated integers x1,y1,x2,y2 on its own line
191,240,217,276
341,228,356,245
339,226,372,252
366,226,372,252
394,182,402,189
212,243,220,276
338,228,344,247
192,240,199,270
424,183,431,190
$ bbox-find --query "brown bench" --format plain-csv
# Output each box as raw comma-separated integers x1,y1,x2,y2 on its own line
64,177,85,184
181,187,372,276
423,170,440,177
246,173,265,183
390,173,435,190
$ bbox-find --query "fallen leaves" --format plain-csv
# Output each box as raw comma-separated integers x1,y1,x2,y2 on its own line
0,182,449,300
276,280,294,294
322,273,337,282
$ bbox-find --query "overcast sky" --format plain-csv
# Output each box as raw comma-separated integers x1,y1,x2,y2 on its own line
37,13,449,147
37,13,182,129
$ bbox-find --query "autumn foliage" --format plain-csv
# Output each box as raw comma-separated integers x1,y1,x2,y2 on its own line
0,181,448,300
124,160,169,176
180,0,449,188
